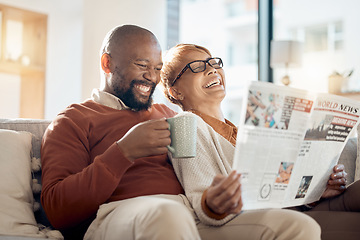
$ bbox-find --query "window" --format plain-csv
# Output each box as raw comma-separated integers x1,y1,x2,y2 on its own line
273,0,359,93
166,0,360,124
304,25,328,52
291,22,344,53
177,0,259,124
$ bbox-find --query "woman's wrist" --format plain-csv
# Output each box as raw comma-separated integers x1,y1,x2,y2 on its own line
201,189,228,220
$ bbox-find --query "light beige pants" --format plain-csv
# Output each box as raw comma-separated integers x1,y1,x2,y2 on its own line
198,208,320,240
84,194,200,240
84,194,321,240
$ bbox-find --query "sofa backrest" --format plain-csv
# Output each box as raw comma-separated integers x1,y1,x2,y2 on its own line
0,118,358,231
339,136,357,184
0,118,52,228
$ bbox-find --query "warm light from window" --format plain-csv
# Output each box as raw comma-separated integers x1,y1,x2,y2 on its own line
5,20,23,62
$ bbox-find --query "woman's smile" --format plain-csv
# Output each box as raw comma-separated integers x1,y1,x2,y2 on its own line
203,78,222,89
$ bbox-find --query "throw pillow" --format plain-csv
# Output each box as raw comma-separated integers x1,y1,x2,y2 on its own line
0,129,40,237
356,125,360,181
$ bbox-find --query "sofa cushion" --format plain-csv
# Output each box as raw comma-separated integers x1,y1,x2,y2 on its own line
0,119,51,228
0,129,40,237
356,124,360,181
338,137,357,185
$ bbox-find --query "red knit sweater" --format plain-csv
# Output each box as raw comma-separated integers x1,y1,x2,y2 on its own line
40,100,183,230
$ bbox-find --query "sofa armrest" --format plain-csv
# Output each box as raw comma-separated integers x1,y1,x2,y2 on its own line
338,137,357,185
0,236,47,240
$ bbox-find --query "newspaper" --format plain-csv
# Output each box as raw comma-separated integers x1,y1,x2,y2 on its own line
233,81,360,210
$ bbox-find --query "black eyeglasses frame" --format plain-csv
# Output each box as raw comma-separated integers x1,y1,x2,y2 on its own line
171,57,223,86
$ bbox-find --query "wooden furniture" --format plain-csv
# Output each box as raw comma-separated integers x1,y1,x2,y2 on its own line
0,4,47,118
336,92,360,101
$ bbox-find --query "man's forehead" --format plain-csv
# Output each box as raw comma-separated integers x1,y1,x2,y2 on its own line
126,41,162,62
114,34,160,52
114,31,157,47
133,54,163,66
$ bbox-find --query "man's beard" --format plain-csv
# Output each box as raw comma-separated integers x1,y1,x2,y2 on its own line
114,80,156,111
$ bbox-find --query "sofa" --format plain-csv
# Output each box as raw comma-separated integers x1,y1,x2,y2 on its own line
0,119,62,240
0,118,359,240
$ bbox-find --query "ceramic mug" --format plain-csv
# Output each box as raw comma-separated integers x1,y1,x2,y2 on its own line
166,114,197,158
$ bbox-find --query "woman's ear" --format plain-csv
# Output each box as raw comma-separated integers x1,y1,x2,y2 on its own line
169,87,184,101
101,53,112,74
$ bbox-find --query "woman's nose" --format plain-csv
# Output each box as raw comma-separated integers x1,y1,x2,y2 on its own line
206,64,217,75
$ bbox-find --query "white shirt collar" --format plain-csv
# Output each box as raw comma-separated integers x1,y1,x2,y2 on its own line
91,88,130,110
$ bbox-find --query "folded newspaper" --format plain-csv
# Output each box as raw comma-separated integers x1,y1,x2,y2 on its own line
233,81,360,210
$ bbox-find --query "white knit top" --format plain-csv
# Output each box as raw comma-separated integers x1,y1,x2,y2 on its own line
169,111,238,226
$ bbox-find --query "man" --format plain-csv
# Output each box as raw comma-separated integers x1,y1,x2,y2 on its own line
41,24,321,240
41,24,198,239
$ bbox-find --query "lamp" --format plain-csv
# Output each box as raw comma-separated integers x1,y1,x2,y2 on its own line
270,40,303,86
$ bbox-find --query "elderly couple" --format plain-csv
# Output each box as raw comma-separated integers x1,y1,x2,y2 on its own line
41,24,360,240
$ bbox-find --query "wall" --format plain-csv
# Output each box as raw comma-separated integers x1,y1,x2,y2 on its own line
0,0,167,119
81,0,167,101
0,73,20,118
0,0,83,119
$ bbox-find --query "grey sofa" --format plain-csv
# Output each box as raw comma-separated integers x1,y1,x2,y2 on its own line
0,118,359,239
0,119,55,240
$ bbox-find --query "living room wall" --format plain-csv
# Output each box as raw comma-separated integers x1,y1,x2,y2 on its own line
81,0,167,104
0,0,83,119
0,0,166,119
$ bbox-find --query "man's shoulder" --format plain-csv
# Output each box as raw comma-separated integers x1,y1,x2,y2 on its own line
60,99,105,115
53,99,104,124
151,103,177,118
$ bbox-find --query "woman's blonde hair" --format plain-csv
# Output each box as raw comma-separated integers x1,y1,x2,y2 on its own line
160,43,211,108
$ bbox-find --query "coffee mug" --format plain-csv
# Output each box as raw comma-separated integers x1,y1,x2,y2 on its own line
166,114,197,158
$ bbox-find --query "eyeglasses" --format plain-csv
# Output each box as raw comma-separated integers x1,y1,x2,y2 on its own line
172,57,223,85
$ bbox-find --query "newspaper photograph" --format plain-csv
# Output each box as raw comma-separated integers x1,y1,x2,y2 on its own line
233,81,360,210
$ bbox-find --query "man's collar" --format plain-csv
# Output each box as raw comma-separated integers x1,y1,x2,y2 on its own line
91,88,130,110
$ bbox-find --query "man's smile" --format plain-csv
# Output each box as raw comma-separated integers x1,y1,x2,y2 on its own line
134,83,152,96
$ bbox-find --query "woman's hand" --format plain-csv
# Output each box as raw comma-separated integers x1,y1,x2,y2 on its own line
205,171,243,215
321,164,347,199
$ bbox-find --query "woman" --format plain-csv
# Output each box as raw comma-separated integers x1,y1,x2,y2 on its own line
161,44,240,224
161,43,358,239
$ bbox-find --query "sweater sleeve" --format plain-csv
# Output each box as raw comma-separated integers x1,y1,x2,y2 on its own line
40,113,133,230
170,112,238,226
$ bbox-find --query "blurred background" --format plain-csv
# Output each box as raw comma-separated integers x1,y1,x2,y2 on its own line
0,0,359,125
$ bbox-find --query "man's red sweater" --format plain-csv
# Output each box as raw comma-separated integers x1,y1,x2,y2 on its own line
41,100,183,230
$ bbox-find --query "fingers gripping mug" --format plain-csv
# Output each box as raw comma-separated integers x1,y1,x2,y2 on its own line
166,114,197,158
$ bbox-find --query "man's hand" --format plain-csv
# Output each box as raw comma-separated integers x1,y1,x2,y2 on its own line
321,164,347,199
116,118,171,162
205,171,243,215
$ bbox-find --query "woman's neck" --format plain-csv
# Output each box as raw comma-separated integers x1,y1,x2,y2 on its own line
184,104,225,122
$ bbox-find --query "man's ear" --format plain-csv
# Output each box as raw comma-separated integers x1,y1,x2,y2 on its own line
101,53,111,74
169,87,184,101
